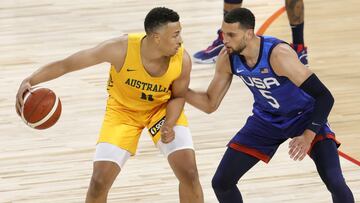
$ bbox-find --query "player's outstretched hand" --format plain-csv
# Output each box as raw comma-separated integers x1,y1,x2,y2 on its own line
289,130,316,161
160,124,175,143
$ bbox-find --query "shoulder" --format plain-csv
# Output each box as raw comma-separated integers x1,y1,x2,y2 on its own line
101,35,128,55
181,48,192,75
270,43,312,85
182,49,191,66
270,43,295,61
270,43,298,72
99,35,128,68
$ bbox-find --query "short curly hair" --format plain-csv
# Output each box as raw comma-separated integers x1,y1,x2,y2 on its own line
144,7,180,34
224,8,255,29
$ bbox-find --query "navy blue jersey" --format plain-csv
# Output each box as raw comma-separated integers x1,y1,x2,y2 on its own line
230,36,314,127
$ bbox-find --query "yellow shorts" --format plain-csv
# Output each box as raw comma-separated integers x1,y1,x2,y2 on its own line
97,96,188,155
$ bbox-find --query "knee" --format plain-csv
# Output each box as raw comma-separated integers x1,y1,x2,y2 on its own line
88,174,110,198
322,170,347,193
212,173,231,192
326,177,347,193
181,167,200,186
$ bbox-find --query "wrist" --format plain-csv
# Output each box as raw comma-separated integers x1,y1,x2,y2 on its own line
23,77,34,86
304,129,316,141
163,121,175,129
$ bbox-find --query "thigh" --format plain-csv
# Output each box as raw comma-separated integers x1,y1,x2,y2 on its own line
156,126,194,157
94,142,131,169
147,105,189,145
98,123,142,155
98,98,144,155
167,148,198,182
310,139,345,185
230,116,285,163
159,126,196,181
310,139,341,168
90,160,121,191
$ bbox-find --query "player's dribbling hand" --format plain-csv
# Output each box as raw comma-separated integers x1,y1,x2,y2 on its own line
15,79,32,116
289,130,316,161
160,124,175,143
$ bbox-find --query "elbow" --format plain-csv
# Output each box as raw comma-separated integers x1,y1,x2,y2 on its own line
204,108,215,114
204,109,214,114
204,103,218,114
204,95,221,114
324,87,335,109
329,93,335,109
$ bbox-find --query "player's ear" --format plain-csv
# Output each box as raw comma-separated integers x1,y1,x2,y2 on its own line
245,29,254,40
245,29,252,37
153,32,161,45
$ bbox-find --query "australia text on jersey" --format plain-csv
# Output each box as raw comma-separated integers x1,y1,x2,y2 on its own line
125,78,169,92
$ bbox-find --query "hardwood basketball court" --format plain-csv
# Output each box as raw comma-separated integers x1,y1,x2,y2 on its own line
0,0,359,202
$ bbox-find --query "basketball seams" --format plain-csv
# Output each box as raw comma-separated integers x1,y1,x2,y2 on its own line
27,94,59,128
21,86,61,129
29,91,53,123
36,102,62,129
21,86,47,125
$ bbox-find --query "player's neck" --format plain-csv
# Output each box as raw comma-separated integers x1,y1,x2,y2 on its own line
141,37,168,63
241,36,261,65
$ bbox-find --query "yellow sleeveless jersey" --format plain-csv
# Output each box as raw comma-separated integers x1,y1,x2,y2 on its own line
107,33,184,112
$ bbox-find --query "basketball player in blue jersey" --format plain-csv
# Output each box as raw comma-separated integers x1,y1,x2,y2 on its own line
194,0,308,66
186,8,354,203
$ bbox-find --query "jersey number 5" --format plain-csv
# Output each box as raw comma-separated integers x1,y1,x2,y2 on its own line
259,90,280,109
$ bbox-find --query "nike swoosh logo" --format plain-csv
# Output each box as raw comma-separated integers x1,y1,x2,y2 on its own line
312,122,321,126
127,69,136,71
236,69,245,73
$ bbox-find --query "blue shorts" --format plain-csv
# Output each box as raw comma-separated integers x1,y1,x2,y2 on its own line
229,112,340,163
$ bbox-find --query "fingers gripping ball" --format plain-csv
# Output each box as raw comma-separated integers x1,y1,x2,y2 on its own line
21,87,62,129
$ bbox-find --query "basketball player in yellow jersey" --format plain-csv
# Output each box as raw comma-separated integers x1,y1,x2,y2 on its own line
15,7,204,203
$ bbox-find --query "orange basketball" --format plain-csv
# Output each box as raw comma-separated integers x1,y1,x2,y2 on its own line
21,86,62,129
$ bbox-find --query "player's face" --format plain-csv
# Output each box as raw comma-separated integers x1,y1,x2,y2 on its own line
221,22,250,54
156,22,182,56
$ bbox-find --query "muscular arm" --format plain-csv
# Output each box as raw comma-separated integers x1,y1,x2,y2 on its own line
271,44,334,160
26,36,127,86
270,44,312,86
164,50,192,128
159,49,192,143
15,36,127,115
271,44,334,134
185,48,233,114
